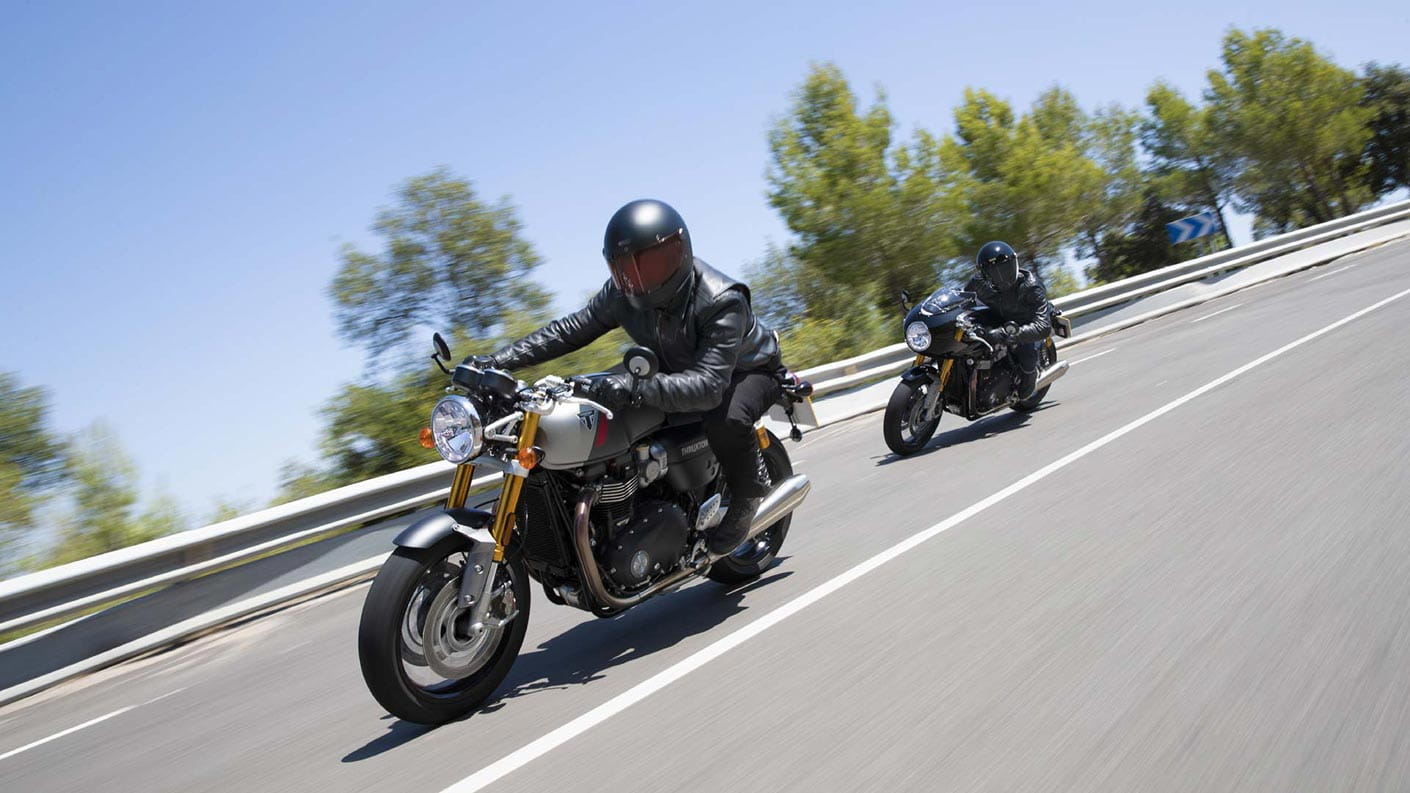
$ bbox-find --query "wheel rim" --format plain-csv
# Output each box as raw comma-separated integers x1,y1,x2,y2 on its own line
900,384,938,445
399,554,517,695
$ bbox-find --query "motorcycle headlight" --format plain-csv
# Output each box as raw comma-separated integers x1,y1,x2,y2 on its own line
430,396,484,464
905,321,932,353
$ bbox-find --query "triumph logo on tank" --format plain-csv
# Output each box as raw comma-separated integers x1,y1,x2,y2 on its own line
577,406,597,431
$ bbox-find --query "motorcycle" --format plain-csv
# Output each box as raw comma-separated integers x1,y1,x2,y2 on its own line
358,334,815,724
882,287,1072,456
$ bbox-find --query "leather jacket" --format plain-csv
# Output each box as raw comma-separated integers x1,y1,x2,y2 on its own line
963,269,1052,342
491,258,782,413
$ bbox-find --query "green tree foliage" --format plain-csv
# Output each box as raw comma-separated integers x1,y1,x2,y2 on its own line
0,372,68,563
1206,29,1375,233
1360,62,1410,197
1087,192,1202,283
940,87,1107,277
766,64,956,310
45,425,184,567
330,168,552,364
1073,104,1146,274
1142,81,1237,248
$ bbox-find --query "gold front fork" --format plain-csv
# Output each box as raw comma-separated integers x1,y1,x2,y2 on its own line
487,411,540,562
446,464,477,510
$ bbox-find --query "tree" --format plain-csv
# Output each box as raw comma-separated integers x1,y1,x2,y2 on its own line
1073,104,1147,273
330,168,552,364
1,372,68,565
940,87,1106,277
1086,191,1201,283
767,64,956,311
1205,29,1375,231
1360,62,1410,197
46,425,183,567
1141,81,1237,248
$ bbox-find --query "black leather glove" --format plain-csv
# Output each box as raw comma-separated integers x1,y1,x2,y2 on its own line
588,373,638,408
985,324,1018,346
461,354,500,369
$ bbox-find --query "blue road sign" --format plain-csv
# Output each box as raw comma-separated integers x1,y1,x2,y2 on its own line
1166,210,1219,244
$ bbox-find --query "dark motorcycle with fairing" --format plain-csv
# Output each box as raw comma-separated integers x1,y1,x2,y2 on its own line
357,334,815,724
882,287,1072,456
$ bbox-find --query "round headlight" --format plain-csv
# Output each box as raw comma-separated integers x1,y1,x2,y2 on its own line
905,321,932,353
430,396,483,464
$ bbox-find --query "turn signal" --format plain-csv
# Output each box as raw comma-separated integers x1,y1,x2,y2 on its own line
516,446,542,470
418,427,435,449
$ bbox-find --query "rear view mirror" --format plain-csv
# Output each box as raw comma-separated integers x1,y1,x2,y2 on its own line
431,333,453,374
899,290,912,312
624,346,659,379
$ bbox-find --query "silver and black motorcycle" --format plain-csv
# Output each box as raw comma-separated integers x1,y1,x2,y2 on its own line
882,287,1072,456
358,334,814,724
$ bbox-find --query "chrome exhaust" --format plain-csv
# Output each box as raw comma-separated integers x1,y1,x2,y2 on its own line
572,473,812,612
1034,360,1070,392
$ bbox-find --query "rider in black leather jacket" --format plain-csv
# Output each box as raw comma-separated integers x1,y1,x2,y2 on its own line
478,200,783,554
963,241,1052,399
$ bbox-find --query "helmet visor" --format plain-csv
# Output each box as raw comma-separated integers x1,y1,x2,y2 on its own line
980,253,1018,289
608,233,683,296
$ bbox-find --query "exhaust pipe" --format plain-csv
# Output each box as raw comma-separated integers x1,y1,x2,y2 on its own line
1034,360,1070,392
573,473,812,612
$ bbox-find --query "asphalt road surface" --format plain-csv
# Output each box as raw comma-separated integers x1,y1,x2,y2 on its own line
3,239,1410,792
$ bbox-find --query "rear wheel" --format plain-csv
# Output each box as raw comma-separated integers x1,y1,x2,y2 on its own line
708,432,792,585
883,378,942,456
1012,338,1058,412
358,537,529,724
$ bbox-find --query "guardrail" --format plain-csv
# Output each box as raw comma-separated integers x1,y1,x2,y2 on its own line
1,198,1407,697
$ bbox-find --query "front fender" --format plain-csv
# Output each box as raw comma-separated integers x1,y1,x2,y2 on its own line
899,365,938,386
392,507,494,549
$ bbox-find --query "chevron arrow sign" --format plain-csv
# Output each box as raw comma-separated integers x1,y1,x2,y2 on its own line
1166,210,1219,244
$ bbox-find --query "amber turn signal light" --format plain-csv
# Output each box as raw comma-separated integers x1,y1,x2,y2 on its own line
516,447,542,470
419,427,435,449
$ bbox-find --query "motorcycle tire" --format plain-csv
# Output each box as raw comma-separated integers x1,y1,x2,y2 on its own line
358,536,530,724
883,379,941,456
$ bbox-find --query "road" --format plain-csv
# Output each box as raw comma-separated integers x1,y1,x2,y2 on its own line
3,238,1409,792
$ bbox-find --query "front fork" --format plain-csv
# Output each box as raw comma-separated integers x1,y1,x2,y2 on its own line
449,411,541,627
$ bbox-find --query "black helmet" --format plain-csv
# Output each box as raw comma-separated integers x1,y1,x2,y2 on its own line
602,199,694,310
976,241,1019,290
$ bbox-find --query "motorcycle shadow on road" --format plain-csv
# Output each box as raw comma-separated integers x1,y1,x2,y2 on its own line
485,567,795,706
342,566,793,762
874,401,1059,465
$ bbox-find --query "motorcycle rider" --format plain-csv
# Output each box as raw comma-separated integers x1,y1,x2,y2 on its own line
964,241,1052,400
470,199,783,556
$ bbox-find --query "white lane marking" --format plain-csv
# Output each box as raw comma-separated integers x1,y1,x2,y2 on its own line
0,688,185,762
1190,303,1245,324
440,285,1410,793
1069,348,1117,366
1310,264,1354,282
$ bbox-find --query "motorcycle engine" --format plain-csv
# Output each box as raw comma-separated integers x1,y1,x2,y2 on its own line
600,499,689,589
976,366,1014,411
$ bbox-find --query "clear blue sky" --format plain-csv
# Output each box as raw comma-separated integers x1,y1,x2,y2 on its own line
2,0,1405,528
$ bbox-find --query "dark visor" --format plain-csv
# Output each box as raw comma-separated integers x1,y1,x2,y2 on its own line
608,232,683,296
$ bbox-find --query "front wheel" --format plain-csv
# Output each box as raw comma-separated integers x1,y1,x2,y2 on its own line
1012,338,1058,413
708,432,793,585
358,537,530,724
883,378,942,456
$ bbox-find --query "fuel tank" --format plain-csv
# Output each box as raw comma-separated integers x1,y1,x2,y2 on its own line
536,396,665,469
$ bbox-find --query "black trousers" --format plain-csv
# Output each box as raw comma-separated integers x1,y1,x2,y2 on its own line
703,369,781,499
1010,340,1041,373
